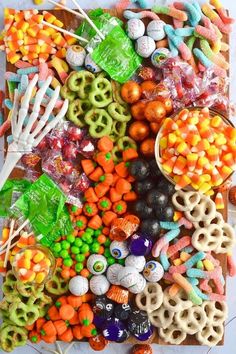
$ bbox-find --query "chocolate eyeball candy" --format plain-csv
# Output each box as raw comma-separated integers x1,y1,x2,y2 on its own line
93,295,114,319
151,48,171,68
106,264,123,285
125,255,146,272
147,20,165,41
69,275,89,296
135,36,156,58
85,53,102,73
143,260,164,282
117,266,139,289
129,274,146,294
90,275,110,295
110,240,129,259
66,45,86,68
87,254,107,275
128,234,152,256
126,18,145,40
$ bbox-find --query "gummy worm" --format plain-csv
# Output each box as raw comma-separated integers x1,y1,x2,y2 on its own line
170,4,183,29
201,4,231,34
160,221,179,230
210,0,235,25
186,36,196,51
193,48,226,78
123,9,160,20
172,273,202,305
17,66,39,75
195,25,217,42
175,27,195,37
167,37,179,57
177,217,193,229
164,25,191,61
174,2,201,26
227,253,236,277
167,236,191,258
169,251,205,275
191,0,212,28
152,5,188,22
131,0,148,9
200,39,229,70
160,243,170,271
187,267,224,295
152,228,180,258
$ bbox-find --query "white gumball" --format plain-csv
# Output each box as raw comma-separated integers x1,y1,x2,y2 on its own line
69,276,89,296
147,20,166,41
125,255,146,272
143,260,164,282
110,240,129,259
129,274,147,294
135,36,156,58
127,18,145,40
85,54,102,73
90,275,110,295
106,264,123,285
118,266,139,289
66,45,86,68
87,254,107,275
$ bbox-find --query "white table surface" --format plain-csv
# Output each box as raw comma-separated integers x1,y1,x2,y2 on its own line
0,0,236,353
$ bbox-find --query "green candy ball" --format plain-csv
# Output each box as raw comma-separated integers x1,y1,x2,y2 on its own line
104,248,111,258
86,227,94,235
53,243,62,253
66,234,75,244
80,244,90,254
63,258,73,267
104,239,111,247
94,230,101,237
61,240,70,250
107,257,116,265
90,242,100,253
74,238,83,247
75,263,84,273
118,258,125,265
71,246,80,255
60,250,69,259
75,254,85,262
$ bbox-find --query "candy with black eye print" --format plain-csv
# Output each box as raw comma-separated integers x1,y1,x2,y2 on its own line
110,240,129,259
87,254,107,275
143,260,164,282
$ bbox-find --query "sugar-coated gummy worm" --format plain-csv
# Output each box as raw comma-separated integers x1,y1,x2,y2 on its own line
172,273,203,305
186,36,196,51
175,27,195,37
227,253,236,277
160,243,170,271
123,9,160,20
167,37,179,57
195,25,217,42
152,228,180,258
164,25,191,61
174,2,201,26
210,0,235,25
169,251,206,274
152,5,188,21
200,39,229,70
167,236,192,258
201,4,232,34
193,48,227,78
170,4,184,28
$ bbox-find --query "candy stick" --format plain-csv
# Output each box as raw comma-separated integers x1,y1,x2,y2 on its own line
0,219,30,252
48,0,84,19
172,273,202,305
164,25,191,61
210,0,235,25
195,25,217,42
193,48,226,78
123,10,160,20
41,20,88,43
169,251,205,274
3,219,16,268
160,243,170,271
200,39,229,70
152,5,188,21
227,252,236,277
152,228,180,258
175,27,195,37
167,236,191,258
201,4,231,34
173,2,201,26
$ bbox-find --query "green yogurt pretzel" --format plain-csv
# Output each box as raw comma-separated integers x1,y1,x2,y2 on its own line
0,323,27,352
45,267,69,295
117,136,137,151
16,281,44,298
85,108,113,138
110,121,127,142
67,98,92,127
9,301,39,326
68,71,95,99
111,146,123,163
111,81,128,106
60,85,77,103
2,271,18,297
28,293,52,317
89,77,113,108
108,102,131,122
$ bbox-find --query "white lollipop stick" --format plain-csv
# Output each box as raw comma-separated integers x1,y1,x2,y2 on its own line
3,219,15,268
0,218,30,252
48,0,85,19
70,0,105,40
0,75,69,191
41,20,88,43
0,232,33,256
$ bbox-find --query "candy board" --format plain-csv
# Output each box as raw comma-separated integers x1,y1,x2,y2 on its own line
2,5,231,349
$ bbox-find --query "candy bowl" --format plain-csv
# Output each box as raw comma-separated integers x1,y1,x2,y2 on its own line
12,245,55,286
155,107,235,193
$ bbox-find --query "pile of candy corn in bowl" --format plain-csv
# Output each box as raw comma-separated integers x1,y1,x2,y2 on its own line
0,0,235,353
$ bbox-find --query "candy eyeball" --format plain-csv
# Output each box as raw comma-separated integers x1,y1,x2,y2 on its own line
151,48,171,68
147,20,166,41
125,255,146,272
87,254,107,275
129,274,146,294
90,275,110,295
66,45,86,67
85,54,102,73
126,18,145,40
110,240,129,259
117,266,139,288
143,260,164,282
135,36,156,58
69,275,89,296
107,263,124,285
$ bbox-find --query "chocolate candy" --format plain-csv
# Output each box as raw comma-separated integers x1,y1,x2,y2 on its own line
93,295,114,319
102,318,126,342
116,328,130,343
133,326,154,341
114,303,131,321
128,234,152,256
128,310,152,337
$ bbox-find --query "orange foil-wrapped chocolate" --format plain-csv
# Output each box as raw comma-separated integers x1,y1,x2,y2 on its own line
110,215,140,241
106,285,129,304
229,186,236,205
131,344,153,354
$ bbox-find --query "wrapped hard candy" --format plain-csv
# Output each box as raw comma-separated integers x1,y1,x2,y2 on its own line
87,254,107,275
151,48,171,68
110,240,129,259
85,53,102,73
126,18,145,40
90,275,110,295
135,36,156,58
128,310,153,340
102,318,127,342
66,45,86,68
129,274,146,294
147,20,165,41
128,234,152,256
114,303,131,321
143,260,164,282
106,264,124,285
117,266,139,289
125,255,146,272
69,275,89,296
93,295,114,319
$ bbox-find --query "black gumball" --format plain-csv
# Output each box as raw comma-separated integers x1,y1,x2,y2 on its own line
157,179,175,196
132,200,154,219
128,159,150,181
155,205,174,221
135,178,155,195
148,159,163,179
146,189,168,208
140,219,160,238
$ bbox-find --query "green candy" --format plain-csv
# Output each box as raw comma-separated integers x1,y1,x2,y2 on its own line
75,263,84,273
118,259,125,265
75,254,85,262
74,238,83,247
84,108,112,138
71,246,80,255
67,234,75,244
80,244,90,254
71,205,78,212
61,240,70,250
53,243,62,253
108,102,131,122
107,257,116,265
90,242,100,253
86,228,94,235
94,229,102,237
63,258,73,267
104,239,111,247
104,248,111,258
60,250,69,259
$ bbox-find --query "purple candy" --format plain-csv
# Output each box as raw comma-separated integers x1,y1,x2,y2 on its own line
93,315,106,330
102,318,126,342
133,326,154,341
128,233,152,256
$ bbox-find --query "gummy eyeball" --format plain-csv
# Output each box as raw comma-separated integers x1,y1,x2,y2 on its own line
147,20,166,41
151,48,171,68
135,36,156,58
126,18,145,40
110,240,129,259
69,275,89,296
85,54,102,73
125,255,146,272
106,264,124,285
87,254,107,275
90,275,110,295
117,266,139,288
143,260,164,282
66,45,86,67
129,274,146,294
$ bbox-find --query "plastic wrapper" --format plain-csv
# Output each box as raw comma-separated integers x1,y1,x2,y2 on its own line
10,174,72,247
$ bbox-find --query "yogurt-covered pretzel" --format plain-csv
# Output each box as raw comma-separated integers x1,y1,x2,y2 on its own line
192,224,222,252
175,305,207,335
159,323,187,345
216,223,236,254
148,305,174,329
135,283,163,313
185,194,216,222
202,300,228,324
172,190,201,212
196,323,224,346
163,287,192,312
193,211,224,229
